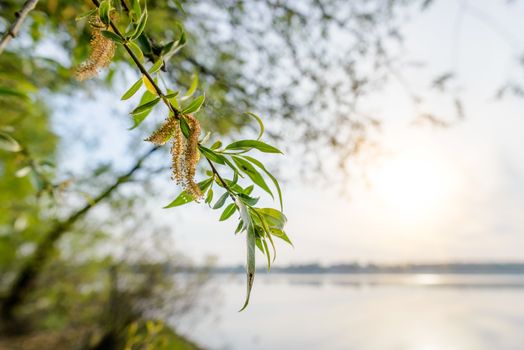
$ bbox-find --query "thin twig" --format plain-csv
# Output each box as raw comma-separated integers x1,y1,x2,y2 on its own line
0,0,39,56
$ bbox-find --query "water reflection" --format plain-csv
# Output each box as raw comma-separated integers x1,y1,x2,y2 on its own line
177,274,524,350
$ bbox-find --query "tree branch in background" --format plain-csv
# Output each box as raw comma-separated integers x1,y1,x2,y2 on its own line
0,147,159,329
0,0,39,56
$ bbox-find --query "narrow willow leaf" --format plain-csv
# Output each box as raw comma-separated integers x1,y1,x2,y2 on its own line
148,59,163,74
182,73,198,100
130,91,156,129
173,0,185,13
142,75,157,95
262,239,271,271
164,178,213,208
205,188,214,204
243,185,254,195
237,193,259,206
128,41,145,63
232,156,273,197
213,192,229,209
130,8,148,40
182,95,205,114
0,132,22,152
165,91,179,99
235,220,244,234
257,208,287,230
121,78,143,100
198,146,226,165
252,208,277,261
245,112,264,140
130,97,160,115
237,199,256,311
225,140,282,154
270,228,293,246
98,0,110,25
210,140,222,150
0,87,27,99
131,0,141,20
101,30,124,44
255,236,264,253
243,155,283,211
177,118,189,139
75,8,97,21
220,203,237,221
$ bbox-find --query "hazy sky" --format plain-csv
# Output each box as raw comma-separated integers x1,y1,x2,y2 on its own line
57,0,524,266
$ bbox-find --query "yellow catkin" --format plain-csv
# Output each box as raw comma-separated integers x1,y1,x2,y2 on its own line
75,16,115,81
170,122,184,184
184,114,202,199
144,117,176,145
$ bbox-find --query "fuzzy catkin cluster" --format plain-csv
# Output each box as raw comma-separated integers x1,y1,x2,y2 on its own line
146,115,202,199
75,16,115,81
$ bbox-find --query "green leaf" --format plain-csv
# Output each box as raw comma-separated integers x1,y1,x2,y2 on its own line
148,59,163,74
243,185,254,195
251,209,277,262
237,193,259,206
121,78,143,100
164,178,213,208
220,203,237,221
130,97,160,115
130,91,156,129
128,41,145,63
179,116,190,138
262,239,271,271
199,146,226,164
0,132,22,152
130,0,142,20
130,8,148,41
182,95,205,114
232,156,273,198
98,0,110,25
213,192,229,209
101,30,124,44
258,208,287,230
210,140,222,150
182,73,198,100
237,199,256,311
75,8,97,21
0,87,28,99
270,228,293,246
205,188,214,204
243,155,283,211
165,91,179,99
173,0,185,13
245,112,265,140
225,140,282,154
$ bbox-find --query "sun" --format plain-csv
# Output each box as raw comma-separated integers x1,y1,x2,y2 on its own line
369,151,458,222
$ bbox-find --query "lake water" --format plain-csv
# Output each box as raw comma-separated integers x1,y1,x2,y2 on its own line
177,273,524,350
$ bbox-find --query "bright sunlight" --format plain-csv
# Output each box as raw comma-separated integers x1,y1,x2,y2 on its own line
369,149,460,223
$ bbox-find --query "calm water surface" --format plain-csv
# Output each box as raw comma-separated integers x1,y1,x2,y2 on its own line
177,274,524,350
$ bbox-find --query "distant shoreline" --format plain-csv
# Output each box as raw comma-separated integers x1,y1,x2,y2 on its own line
207,263,524,275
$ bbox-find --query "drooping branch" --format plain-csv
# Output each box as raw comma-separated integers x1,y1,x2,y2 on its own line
0,0,39,56
0,147,159,328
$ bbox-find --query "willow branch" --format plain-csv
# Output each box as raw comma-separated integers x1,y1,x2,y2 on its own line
90,0,237,198
0,0,39,56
